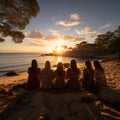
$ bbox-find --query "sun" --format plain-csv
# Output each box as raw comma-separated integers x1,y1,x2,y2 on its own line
56,44,63,53
54,40,63,54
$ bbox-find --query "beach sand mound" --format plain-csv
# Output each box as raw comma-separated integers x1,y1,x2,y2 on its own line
0,87,120,120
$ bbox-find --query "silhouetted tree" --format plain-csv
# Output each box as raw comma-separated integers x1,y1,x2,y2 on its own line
94,31,112,46
0,0,39,43
113,26,120,37
107,36,120,52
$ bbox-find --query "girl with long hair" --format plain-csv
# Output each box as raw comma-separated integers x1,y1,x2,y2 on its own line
82,60,96,90
66,59,81,90
53,62,66,90
42,61,54,89
27,59,41,89
93,60,108,88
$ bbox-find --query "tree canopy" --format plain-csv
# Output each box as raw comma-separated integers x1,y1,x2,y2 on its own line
0,0,39,43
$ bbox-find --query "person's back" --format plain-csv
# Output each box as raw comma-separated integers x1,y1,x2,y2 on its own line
28,59,41,89
42,61,53,89
66,59,81,90
83,68,93,81
53,62,66,90
94,69,107,87
82,61,95,90
93,60,108,88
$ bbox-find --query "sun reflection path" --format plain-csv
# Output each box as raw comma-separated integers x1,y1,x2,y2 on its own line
57,56,62,63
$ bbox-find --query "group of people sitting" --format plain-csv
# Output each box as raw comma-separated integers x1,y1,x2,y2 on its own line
27,59,108,91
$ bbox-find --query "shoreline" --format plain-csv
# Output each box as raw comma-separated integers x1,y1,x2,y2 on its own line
0,72,28,90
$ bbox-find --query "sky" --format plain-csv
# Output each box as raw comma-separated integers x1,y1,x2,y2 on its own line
0,0,120,53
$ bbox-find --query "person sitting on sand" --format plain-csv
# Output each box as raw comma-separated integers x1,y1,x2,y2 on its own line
41,61,54,90
93,60,108,89
53,62,66,90
27,59,41,89
82,60,96,90
66,59,81,90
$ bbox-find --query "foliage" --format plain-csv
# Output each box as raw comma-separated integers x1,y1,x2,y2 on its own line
72,26,120,57
0,0,39,43
95,31,113,46
107,37,120,52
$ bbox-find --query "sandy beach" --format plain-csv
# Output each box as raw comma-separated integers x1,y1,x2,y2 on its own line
0,60,120,120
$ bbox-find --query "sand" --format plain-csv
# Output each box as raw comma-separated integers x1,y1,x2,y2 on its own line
0,72,28,87
0,60,120,120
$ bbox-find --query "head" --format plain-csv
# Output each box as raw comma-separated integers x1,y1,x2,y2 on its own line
45,61,51,70
71,59,77,70
57,62,64,71
31,59,38,69
93,60,104,71
85,60,92,70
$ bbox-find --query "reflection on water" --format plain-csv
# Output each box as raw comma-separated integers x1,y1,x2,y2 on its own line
0,53,84,76
57,56,62,63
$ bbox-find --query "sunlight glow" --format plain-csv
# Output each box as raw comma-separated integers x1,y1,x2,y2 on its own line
56,45,63,53
54,39,64,54
57,56,62,63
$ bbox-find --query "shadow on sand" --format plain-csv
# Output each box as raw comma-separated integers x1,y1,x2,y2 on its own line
0,85,120,120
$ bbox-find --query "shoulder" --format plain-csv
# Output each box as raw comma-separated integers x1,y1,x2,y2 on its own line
28,67,31,72
28,67,31,70
54,70,57,73
67,68,71,72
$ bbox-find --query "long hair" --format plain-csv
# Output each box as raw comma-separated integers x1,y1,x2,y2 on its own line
93,60,104,72
45,61,51,70
57,62,64,76
85,60,93,71
31,59,38,73
71,59,77,71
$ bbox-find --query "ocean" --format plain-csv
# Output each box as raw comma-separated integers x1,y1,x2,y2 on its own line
0,53,83,77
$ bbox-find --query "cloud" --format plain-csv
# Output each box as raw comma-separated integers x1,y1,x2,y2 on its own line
48,29,60,36
63,28,71,31
25,30,59,42
56,21,80,27
43,36,58,41
75,27,96,35
98,23,112,30
24,42,42,46
56,13,80,27
26,30,44,39
71,13,80,20
62,35,85,42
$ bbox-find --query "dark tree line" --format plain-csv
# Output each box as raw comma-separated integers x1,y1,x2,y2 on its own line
70,26,120,58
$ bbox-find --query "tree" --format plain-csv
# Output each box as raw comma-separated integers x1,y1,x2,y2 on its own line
0,0,39,43
94,31,112,46
75,41,88,49
107,37,120,52
113,26,120,37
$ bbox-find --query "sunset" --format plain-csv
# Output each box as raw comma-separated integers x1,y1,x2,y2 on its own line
0,0,120,120
0,0,120,53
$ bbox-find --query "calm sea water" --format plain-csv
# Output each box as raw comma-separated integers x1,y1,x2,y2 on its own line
0,53,84,77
